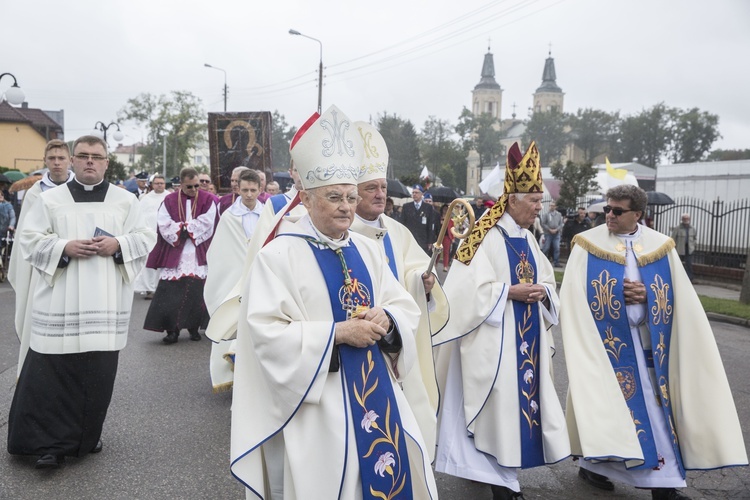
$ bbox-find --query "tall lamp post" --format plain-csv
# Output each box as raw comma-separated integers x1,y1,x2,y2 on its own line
0,72,25,105
93,121,124,144
204,63,228,112
289,29,323,114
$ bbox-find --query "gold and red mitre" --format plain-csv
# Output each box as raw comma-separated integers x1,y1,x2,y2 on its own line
455,141,543,264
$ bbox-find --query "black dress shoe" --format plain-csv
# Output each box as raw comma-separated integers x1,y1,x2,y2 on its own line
163,331,179,344
652,488,691,500
35,454,63,469
578,467,615,491
490,485,525,500
189,329,201,341
90,439,103,453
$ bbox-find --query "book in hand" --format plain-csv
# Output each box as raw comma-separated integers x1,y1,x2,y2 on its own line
93,227,114,238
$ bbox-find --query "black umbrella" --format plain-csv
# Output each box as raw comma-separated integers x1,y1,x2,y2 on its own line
646,191,675,205
0,174,11,185
387,178,411,198
426,185,461,203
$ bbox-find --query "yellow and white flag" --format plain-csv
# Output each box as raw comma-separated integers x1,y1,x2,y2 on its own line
606,157,627,180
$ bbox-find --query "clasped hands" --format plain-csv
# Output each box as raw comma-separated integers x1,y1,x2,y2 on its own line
63,236,119,259
623,278,647,305
509,283,547,304
335,306,391,348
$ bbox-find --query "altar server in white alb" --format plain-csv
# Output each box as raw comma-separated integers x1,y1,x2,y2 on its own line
434,142,570,500
350,120,449,461
8,139,75,378
133,174,169,298
560,185,747,500
204,169,264,392
8,135,156,469
230,105,438,499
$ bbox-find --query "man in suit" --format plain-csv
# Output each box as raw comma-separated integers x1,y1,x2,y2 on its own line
401,185,436,254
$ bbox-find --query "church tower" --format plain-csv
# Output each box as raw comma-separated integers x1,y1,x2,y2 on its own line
472,47,503,119
532,50,564,113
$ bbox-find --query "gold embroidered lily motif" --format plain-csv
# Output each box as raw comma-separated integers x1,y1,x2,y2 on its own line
649,274,672,325
603,326,627,363
353,350,407,500
518,306,540,437
654,332,667,368
590,270,622,321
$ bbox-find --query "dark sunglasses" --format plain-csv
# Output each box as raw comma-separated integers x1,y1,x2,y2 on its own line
603,205,634,216
184,184,200,189
199,179,211,183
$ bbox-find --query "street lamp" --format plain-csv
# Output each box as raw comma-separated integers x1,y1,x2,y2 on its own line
93,121,124,144
204,63,228,112
0,72,25,105
289,29,323,114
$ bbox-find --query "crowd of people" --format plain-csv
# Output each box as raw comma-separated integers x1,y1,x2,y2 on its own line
3,106,746,500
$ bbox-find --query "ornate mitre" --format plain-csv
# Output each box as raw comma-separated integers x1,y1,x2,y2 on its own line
290,105,362,189
455,141,544,264
354,121,388,183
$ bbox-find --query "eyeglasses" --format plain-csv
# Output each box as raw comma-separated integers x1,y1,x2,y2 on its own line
322,193,360,205
199,179,211,183
603,205,634,216
73,154,107,162
184,184,200,189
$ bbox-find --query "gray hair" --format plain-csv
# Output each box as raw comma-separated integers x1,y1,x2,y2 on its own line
606,185,647,213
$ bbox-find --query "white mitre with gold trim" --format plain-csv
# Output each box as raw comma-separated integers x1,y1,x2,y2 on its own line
354,121,388,184
290,104,362,189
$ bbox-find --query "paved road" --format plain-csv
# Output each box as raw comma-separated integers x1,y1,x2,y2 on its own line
1,280,749,499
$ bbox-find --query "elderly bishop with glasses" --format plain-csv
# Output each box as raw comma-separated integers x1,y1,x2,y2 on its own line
560,185,747,499
228,105,438,499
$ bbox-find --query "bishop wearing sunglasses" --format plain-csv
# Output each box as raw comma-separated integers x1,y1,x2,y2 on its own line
144,166,218,344
560,185,747,499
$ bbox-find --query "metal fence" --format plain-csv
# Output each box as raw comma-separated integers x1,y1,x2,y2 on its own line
651,197,750,269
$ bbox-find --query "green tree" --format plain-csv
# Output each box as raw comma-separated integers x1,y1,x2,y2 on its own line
456,107,503,171
569,108,620,163
377,113,420,180
105,153,128,184
668,107,721,163
612,103,672,168
522,110,569,167
706,149,750,161
271,110,297,171
118,91,206,178
550,161,599,211
419,116,466,189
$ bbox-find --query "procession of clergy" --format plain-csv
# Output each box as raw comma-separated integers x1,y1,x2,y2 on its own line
7,104,747,500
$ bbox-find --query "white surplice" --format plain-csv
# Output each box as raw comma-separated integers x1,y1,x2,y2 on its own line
133,189,168,293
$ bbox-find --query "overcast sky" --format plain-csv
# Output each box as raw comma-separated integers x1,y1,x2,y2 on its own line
4,0,749,158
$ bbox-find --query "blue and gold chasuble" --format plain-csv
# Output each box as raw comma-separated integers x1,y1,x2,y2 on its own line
586,251,685,475
301,236,414,500
499,227,545,469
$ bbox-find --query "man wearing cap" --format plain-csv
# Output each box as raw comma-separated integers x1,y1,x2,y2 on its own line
560,185,746,499
218,166,250,215
9,135,156,469
8,139,76,379
134,171,150,198
350,121,449,460
134,174,169,299
143,167,217,343
401,184,437,254
230,105,437,499
434,142,570,500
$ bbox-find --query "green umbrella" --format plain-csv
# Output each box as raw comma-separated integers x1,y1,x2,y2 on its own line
2,170,27,182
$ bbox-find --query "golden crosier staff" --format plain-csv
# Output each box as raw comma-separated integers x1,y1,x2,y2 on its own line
424,198,475,277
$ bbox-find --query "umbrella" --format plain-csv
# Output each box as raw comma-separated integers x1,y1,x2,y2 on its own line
2,170,27,182
587,200,607,213
123,178,139,194
387,178,411,198
426,185,461,203
9,175,42,193
0,174,11,185
646,191,674,205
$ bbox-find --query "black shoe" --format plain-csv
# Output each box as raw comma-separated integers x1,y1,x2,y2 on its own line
35,454,63,469
578,467,614,491
163,331,179,344
652,488,691,500
189,330,201,341
90,439,103,453
490,485,525,500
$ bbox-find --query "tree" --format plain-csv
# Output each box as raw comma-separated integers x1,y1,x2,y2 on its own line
456,107,504,171
105,154,128,183
706,149,750,161
550,161,599,211
118,91,206,178
270,110,297,171
612,103,672,168
418,116,466,189
568,108,620,163
377,113,420,180
522,110,569,167
668,107,721,163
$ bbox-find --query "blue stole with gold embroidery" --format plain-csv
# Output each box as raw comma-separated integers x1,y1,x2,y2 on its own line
306,240,414,499
587,255,661,470
382,233,399,279
500,228,545,468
